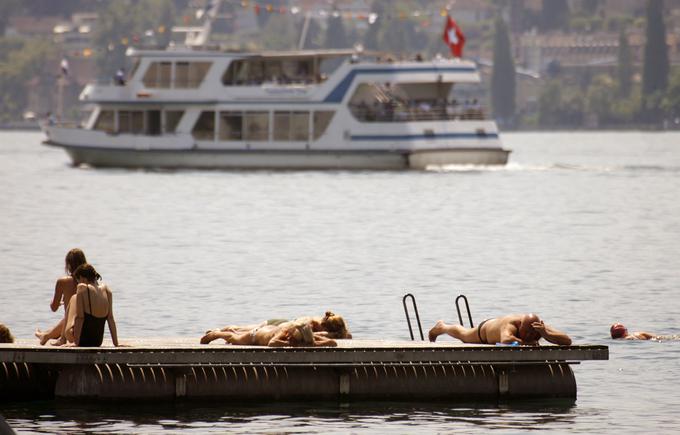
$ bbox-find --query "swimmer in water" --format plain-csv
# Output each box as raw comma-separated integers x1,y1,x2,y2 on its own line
610,323,660,340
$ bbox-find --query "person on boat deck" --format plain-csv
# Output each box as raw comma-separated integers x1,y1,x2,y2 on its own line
0,323,14,343
610,323,660,340
428,314,572,346
62,263,120,347
200,319,337,347
202,311,352,341
35,248,88,346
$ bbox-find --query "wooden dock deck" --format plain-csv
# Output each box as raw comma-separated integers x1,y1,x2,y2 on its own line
0,339,608,402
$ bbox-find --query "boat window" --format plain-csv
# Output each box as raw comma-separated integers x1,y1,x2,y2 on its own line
313,111,334,140
274,111,309,141
93,110,114,132
188,62,211,88
219,111,242,140
244,111,268,141
118,111,131,133
175,62,190,88
192,111,215,140
147,110,161,135
142,62,159,87
222,58,320,86
273,112,291,141
131,111,145,133
291,112,309,141
158,62,172,88
165,111,184,133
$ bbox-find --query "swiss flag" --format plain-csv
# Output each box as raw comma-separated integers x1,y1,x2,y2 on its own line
442,15,466,58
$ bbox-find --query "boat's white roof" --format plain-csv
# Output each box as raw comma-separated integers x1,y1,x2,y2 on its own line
128,47,371,59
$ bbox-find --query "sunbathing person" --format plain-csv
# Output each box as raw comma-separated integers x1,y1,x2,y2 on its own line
62,264,120,347
610,323,660,340
428,314,572,346
0,324,14,343
200,320,337,347
206,311,352,339
35,248,88,345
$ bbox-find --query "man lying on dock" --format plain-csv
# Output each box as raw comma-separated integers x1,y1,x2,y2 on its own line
200,319,338,347
428,314,572,346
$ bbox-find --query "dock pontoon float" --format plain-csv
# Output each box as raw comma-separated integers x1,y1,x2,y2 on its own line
0,338,607,401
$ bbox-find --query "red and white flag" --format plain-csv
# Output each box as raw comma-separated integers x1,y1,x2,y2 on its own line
442,15,466,58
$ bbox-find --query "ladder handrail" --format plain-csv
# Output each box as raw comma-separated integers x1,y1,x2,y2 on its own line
402,293,424,341
455,294,474,328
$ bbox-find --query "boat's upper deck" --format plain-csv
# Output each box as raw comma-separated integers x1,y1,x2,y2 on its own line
82,48,482,105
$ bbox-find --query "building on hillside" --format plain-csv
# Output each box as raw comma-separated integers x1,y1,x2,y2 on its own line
4,16,62,37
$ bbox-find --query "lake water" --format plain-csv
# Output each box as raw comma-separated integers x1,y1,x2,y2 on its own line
1,131,679,433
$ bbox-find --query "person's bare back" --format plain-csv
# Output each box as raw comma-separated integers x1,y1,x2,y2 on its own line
429,313,571,346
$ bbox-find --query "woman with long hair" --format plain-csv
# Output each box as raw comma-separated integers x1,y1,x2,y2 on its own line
63,263,120,347
35,248,87,345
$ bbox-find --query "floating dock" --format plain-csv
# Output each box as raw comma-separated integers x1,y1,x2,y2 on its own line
0,339,607,401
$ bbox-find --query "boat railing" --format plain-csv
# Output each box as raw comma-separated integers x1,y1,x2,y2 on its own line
349,104,486,123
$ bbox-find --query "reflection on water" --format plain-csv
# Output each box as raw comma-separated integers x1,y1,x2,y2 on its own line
2,400,577,433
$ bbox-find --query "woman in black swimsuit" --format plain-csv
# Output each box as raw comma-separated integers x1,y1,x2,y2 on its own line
63,264,120,347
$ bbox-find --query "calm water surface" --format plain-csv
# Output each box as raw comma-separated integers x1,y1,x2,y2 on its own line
1,131,679,433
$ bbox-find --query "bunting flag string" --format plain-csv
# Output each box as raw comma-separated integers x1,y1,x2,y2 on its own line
192,0,457,24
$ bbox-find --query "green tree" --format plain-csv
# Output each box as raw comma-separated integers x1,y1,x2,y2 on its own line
586,74,616,126
0,38,57,122
661,70,680,119
641,0,670,121
580,0,601,15
324,9,349,49
490,16,516,125
642,0,669,94
538,80,585,128
540,0,570,31
617,29,633,97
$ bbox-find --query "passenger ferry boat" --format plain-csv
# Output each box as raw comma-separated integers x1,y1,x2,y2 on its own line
43,22,509,170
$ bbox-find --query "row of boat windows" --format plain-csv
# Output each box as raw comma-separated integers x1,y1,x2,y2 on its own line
192,111,335,142
143,62,211,89
93,110,184,134
92,109,335,141
139,59,327,89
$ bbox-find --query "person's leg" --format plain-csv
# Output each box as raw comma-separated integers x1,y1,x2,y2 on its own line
35,317,66,345
62,294,78,344
428,320,479,343
200,330,255,345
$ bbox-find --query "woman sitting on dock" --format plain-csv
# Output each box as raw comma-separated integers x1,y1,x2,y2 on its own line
35,248,87,345
204,311,352,340
62,264,120,347
200,319,337,347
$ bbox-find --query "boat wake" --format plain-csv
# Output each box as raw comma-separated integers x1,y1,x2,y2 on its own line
426,162,680,173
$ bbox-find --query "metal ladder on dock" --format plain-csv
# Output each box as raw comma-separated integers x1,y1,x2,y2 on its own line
403,292,474,341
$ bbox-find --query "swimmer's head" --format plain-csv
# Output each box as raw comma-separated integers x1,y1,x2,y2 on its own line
610,323,628,339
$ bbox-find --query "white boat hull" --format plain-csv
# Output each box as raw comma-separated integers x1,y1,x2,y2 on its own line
48,142,509,170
